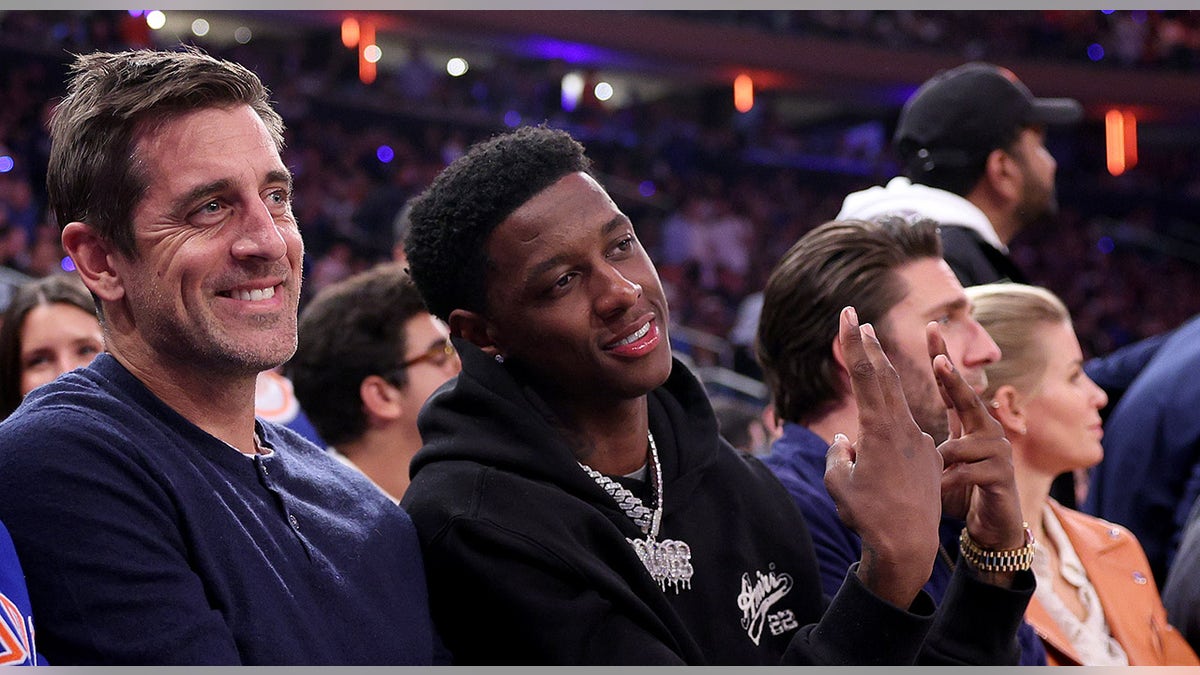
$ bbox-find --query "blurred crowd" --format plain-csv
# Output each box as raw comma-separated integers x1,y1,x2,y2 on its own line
676,10,1200,71
3,9,1200,378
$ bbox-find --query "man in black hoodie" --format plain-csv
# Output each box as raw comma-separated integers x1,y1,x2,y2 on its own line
401,125,1034,665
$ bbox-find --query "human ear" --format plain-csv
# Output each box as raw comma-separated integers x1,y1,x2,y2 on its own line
448,308,504,360
989,384,1028,437
61,222,125,303
985,148,1021,203
360,374,403,424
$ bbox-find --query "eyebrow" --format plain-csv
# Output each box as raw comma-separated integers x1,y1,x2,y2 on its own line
266,169,294,191
601,214,628,236
521,214,630,287
170,178,232,217
927,297,969,318
523,253,569,288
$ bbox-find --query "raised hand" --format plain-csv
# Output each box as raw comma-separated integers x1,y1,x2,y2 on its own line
927,321,1025,575
825,306,943,608
927,322,970,520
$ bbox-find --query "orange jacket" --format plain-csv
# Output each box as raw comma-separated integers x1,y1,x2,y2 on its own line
1025,500,1199,666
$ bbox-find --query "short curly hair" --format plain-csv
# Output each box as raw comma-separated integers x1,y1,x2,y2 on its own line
404,125,593,322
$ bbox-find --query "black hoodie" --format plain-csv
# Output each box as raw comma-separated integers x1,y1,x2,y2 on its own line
402,340,1031,665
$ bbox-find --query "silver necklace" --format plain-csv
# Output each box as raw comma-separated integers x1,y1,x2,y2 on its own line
579,430,694,593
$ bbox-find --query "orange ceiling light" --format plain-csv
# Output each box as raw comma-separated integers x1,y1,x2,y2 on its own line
341,17,359,49
734,74,754,114
1106,109,1138,176
358,20,376,85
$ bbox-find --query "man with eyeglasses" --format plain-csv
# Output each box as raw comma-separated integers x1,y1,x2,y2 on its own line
288,262,461,502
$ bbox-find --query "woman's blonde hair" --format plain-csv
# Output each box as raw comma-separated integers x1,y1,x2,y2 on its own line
966,283,1071,401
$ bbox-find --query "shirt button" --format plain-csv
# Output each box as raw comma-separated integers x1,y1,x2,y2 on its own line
288,514,300,530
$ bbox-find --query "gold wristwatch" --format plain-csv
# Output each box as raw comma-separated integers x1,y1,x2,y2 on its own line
958,522,1035,573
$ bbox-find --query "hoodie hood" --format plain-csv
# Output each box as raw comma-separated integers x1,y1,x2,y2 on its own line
410,337,723,504
836,176,1007,253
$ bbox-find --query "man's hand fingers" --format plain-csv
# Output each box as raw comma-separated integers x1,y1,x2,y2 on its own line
926,321,949,364
938,433,1001,464
824,433,858,527
861,322,908,418
840,306,886,417
927,322,957,409
824,432,855,480
933,353,996,434
927,322,964,440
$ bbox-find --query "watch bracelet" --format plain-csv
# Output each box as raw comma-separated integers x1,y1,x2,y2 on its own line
958,522,1035,573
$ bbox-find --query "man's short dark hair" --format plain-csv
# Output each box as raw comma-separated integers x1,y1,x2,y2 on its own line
404,125,594,322
288,263,430,446
47,47,283,259
756,217,942,425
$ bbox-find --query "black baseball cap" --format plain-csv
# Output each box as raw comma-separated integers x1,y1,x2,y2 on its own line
894,62,1083,173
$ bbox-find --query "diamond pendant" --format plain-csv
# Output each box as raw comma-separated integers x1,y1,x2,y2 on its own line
628,535,694,593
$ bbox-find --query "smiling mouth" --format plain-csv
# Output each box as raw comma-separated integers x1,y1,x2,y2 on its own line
608,321,650,348
220,286,277,301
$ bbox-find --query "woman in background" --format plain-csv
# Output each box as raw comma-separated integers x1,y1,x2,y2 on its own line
0,273,102,419
968,282,1197,666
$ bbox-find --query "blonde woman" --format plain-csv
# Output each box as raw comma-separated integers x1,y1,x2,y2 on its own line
968,282,1197,666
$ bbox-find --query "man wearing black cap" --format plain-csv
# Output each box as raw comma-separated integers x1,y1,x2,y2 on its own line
838,63,1168,517
838,61,1082,286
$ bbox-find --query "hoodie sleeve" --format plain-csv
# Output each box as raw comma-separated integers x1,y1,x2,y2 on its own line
782,563,935,665
921,563,1034,664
